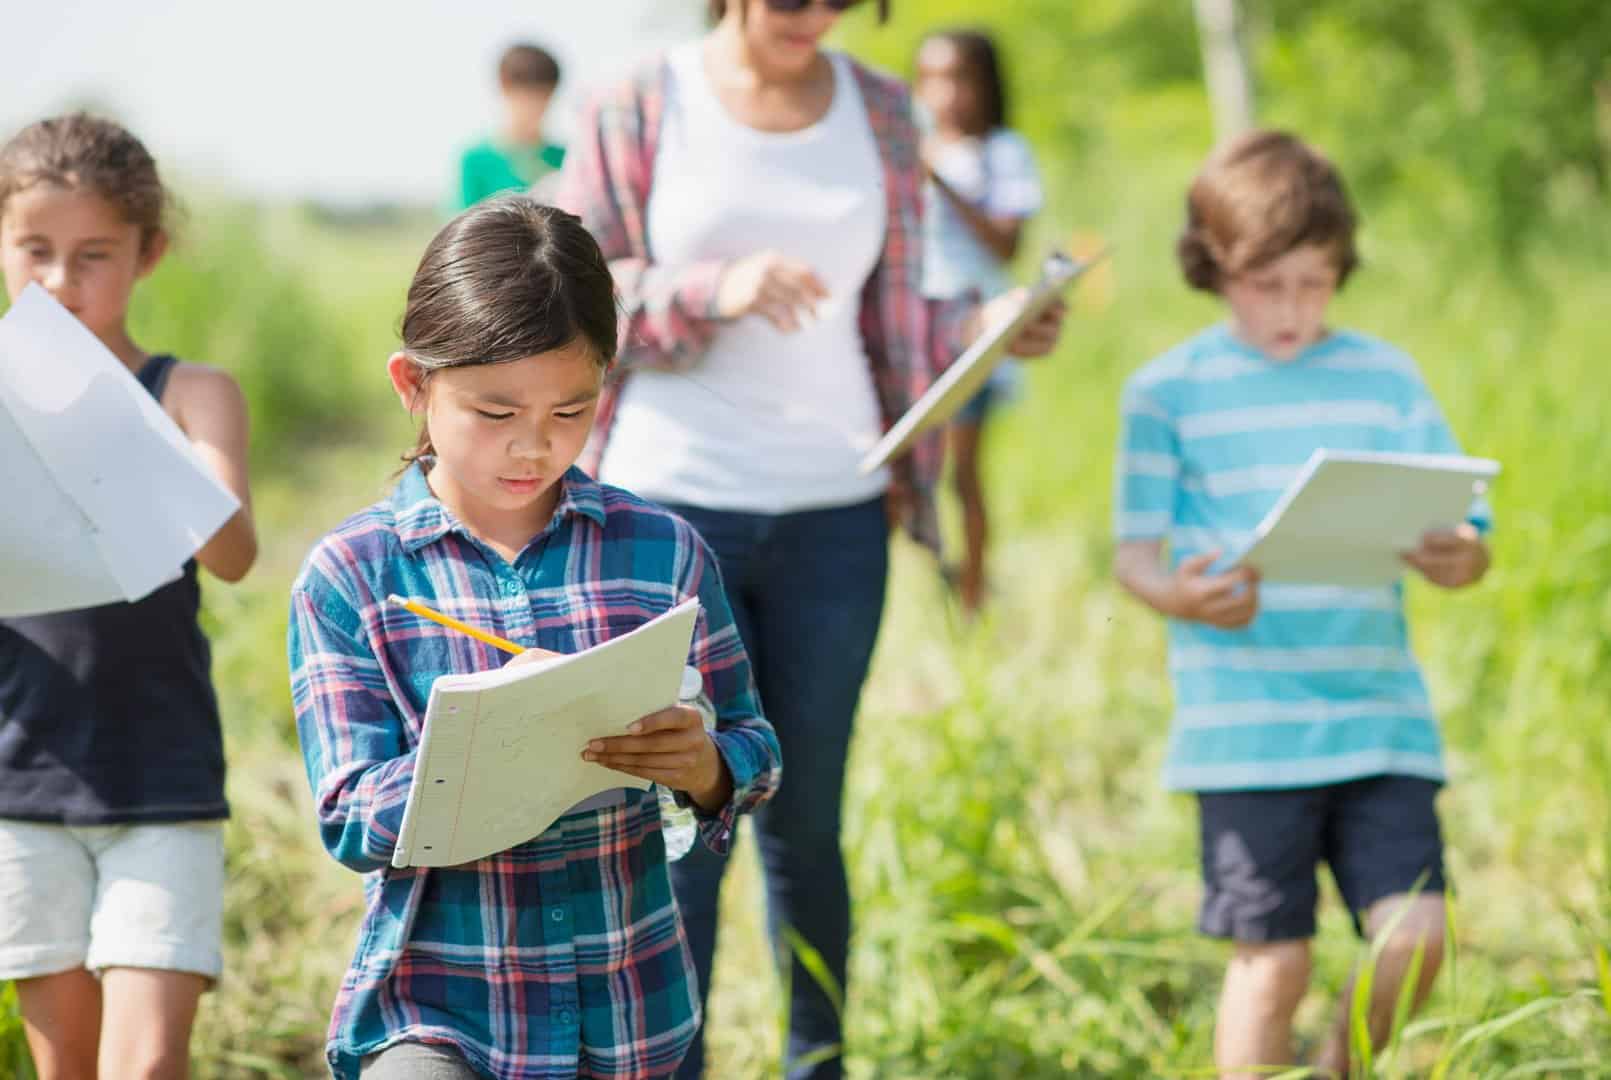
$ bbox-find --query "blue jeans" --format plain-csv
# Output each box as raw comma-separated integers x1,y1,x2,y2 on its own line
661,498,888,1080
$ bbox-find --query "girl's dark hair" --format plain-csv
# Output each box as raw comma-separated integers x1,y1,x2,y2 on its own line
708,0,890,24
0,113,171,249
399,195,618,465
924,29,1008,132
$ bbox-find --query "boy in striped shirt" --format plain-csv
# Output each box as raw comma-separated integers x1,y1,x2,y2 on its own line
1113,131,1491,1078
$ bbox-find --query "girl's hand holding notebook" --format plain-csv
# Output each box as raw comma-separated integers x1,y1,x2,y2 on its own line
583,705,733,812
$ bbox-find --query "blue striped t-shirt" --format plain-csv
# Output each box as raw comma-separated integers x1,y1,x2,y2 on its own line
1114,325,1490,792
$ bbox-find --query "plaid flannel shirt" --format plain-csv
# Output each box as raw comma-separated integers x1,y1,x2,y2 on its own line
288,463,780,1079
552,50,973,552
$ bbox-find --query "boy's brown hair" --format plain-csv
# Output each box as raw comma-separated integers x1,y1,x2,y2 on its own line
1177,130,1358,293
498,44,561,90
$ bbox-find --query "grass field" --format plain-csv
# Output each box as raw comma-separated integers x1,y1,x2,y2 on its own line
4,92,1610,1080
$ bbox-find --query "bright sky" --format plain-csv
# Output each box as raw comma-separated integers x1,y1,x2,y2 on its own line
2,0,702,205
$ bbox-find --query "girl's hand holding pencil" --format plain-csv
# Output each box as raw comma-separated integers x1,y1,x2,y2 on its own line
387,594,531,656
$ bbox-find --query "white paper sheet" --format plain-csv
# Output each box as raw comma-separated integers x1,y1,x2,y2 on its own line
858,248,1107,475
391,599,702,868
0,285,240,616
1219,449,1500,586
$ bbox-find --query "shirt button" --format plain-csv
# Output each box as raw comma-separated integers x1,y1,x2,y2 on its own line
550,908,565,922
558,1008,576,1025
502,578,522,595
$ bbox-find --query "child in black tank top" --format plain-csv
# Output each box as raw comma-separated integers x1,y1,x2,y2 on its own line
0,114,257,1077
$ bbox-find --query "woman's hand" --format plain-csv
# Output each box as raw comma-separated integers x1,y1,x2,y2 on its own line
1403,524,1490,589
583,706,733,812
967,289,1068,359
715,250,830,333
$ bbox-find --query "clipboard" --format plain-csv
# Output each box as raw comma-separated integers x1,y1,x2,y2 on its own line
858,248,1107,474
1216,449,1499,586
391,599,700,868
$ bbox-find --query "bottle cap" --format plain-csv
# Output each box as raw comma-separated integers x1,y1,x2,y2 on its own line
679,665,703,703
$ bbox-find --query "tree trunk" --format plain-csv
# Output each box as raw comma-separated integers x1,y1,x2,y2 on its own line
1193,0,1256,142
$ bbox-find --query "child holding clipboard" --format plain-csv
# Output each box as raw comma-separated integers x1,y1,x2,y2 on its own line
288,195,780,1079
0,114,258,1077
916,29,1044,615
1112,131,1490,1077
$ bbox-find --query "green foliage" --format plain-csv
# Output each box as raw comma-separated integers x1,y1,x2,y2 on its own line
0,983,35,1079
1259,0,1611,246
845,0,1611,250
125,206,428,470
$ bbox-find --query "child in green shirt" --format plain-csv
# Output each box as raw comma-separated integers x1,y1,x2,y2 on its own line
455,43,566,210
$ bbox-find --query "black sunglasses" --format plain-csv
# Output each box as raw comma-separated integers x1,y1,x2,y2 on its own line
763,0,865,11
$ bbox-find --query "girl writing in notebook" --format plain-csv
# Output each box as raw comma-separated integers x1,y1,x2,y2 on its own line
0,114,258,1078
287,195,781,1080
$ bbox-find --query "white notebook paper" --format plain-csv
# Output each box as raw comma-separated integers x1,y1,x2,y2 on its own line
1218,449,1499,586
0,284,240,616
391,598,700,869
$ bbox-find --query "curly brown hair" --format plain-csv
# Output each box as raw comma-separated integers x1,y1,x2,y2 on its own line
0,113,171,250
1177,130,1358,293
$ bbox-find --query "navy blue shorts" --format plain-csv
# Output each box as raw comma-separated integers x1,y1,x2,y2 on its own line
1196,775,1446,942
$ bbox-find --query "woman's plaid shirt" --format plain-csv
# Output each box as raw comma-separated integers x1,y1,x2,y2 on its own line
553,52,974,553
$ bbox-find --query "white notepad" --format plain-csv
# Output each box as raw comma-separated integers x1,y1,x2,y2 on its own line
1218,449,1499,586
858,248,1106,475
0,284,239,616
391,599,700,869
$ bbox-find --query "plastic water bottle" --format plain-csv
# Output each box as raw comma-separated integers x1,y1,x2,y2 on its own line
658,666,716,861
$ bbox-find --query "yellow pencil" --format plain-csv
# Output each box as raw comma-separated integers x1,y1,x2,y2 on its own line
387,594,526,656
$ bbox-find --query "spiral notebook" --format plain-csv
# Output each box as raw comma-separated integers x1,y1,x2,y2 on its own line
391,599,700,868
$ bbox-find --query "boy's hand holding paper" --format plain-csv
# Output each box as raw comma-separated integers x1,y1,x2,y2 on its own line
1169,551,1261,629
1218,449,1499,587
1402,523,1490,589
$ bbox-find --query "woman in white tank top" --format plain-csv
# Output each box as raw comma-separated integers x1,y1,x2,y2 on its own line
556,5,1064,1076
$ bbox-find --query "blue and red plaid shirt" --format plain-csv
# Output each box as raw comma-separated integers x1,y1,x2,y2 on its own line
288,462,780,1079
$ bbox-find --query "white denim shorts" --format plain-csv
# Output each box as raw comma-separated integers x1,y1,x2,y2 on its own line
0,819,224,981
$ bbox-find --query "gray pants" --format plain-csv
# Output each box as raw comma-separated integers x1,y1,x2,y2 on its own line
360,1042,484,1079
